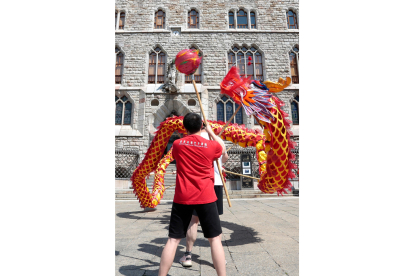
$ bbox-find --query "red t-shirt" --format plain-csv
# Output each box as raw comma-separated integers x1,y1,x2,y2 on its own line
172,134,223,204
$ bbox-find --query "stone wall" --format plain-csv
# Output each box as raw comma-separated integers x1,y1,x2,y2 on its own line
115,32,298,87
115,0,299,167
116,92,204,162
116,0,299,31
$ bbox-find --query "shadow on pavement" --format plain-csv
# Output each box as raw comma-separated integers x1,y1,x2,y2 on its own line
117,249,179,276
116,210,263,273
117,244,201,275
116,209,163,220
116,212,171,230
116,211,262,247
118,264,160,276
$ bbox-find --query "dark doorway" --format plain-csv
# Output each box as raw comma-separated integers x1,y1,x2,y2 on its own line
164,131,182,164
162,110,182,164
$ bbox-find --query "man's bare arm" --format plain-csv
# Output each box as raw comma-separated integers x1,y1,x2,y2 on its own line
205,123,225,155
222,150,229,163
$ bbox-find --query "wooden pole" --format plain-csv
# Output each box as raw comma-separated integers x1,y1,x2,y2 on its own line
226,144,237,152
166,172,260,189
192,77,232,207
218,104,242,137
165,171,260,189
165,183,175,190
253,115,264,130
149,172,176,176
223,170,260,180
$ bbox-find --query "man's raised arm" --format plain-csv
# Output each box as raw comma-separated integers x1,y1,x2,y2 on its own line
204,123,226,155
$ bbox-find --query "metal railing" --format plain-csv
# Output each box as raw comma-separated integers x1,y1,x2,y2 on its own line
157,75,164,83
224,144,260,180
115,148,139,179
255,75,264,81
290,136,299,190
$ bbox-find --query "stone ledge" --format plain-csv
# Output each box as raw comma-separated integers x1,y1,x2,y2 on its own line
284,84,299,90
115,127,143,137
116,29,299,34
116,85,291,91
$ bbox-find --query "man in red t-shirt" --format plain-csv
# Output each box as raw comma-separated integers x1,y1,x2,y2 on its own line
158,113,227,276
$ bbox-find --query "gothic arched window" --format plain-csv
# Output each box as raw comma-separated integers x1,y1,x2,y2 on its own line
237,49,245,75
115,96,132,125
286,10,298,29
119,12,125,29
217,96,243,124
289,45,299,84
148,47,166,84
188,9,199,28
237,9,248,28
115,47,124,84
250,11,256,29
228,45,263,81
228,51,236,71
154,10,165,29
229,11,235,29
185,47,202,83
115,11,125,30
291,95,299,125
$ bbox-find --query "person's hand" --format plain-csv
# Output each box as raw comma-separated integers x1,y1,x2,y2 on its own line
205,122,213,135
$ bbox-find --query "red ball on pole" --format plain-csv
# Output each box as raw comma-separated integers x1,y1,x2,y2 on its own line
175,49,202,75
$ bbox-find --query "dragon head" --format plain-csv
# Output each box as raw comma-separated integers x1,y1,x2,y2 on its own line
220,66,291,123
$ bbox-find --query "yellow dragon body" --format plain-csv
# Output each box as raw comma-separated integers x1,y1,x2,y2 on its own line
130,64,297,208
131,102,297,208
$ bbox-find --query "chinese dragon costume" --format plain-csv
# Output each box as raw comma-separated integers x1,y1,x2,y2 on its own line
130,66,297,208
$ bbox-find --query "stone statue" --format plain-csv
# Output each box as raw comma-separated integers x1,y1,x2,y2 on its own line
158,59,180,93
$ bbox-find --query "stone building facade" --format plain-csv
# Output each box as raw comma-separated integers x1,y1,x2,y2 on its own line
115,0,299,189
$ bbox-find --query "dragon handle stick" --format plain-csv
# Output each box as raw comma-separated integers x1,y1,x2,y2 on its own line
191,74,232,207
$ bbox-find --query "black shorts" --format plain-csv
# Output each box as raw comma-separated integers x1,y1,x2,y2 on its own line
169,202,222,239
193,186,223,216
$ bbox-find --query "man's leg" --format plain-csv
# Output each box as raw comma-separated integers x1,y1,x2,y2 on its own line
214,185,224,216
161,202,193,273
186,215,199,252
196,202,226,275
179,214,199,267
158,237,181,276
208,235,226,276
214,186,225,265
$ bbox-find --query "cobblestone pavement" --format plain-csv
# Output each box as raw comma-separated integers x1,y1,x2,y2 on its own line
116,197,299,276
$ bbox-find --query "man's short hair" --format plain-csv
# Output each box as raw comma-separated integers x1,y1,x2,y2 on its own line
183,113,202,134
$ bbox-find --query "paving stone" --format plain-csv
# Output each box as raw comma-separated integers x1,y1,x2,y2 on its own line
230,251,287,275
271,252,299,267
282,263,299,276
116,197,299,275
